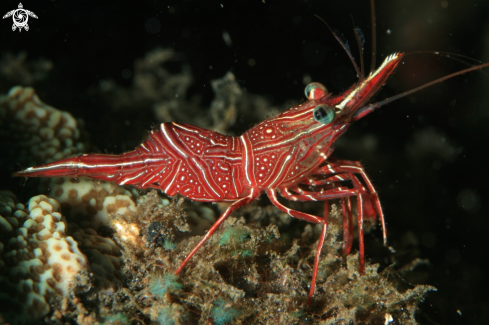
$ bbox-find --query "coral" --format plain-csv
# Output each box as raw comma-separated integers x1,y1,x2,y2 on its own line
209,71,242,134
0,52,52,89
92,48,281,135
41,175,212,241
70,227,123,291
40,176,139,231
40,176,158,292
0,192,89,324
0,86,86,172
93,48,195,116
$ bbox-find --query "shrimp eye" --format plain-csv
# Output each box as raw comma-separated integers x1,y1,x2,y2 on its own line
313,104,335,124
305,82,328,100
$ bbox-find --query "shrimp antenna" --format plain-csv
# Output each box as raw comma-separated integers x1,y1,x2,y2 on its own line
352,61,489,121
349,14,366,80
353,26,366,79
405,51,489,76
369,0,377,73
315,15,362,80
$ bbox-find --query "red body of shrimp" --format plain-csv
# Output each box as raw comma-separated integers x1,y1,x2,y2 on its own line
13,23,489,305
13,52,403,303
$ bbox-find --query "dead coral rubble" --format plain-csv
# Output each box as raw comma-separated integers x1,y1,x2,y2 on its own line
76,194,435,325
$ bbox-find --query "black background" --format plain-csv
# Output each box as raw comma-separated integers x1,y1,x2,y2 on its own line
1,0,488,324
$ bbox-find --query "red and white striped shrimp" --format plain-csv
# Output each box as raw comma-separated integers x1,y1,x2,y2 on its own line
13,2,489,305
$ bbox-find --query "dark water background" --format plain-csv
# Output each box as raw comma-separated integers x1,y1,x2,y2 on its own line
1,0,488,324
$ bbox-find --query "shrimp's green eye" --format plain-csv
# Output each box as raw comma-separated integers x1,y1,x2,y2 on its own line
305,82,328,100
313,104,335,124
